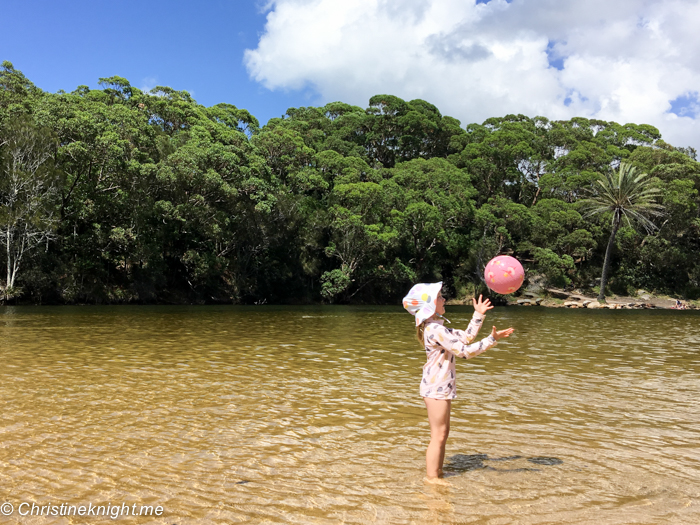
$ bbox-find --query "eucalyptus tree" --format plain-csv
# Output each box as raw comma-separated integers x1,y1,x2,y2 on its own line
387,158,476,280
321,173,393,302
5,61,700,304
0,61,44,125
450,115,553,205
0,119,60,299
32,82,160,301
582,162,664,302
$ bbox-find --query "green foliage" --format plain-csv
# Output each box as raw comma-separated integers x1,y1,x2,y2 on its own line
580,162,664,301
320,267,352,301
531,248,575,287
2,62,699,304
0,118,61,296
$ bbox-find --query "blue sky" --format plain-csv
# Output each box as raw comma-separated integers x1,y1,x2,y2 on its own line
0,0,310,124
2,0,700,148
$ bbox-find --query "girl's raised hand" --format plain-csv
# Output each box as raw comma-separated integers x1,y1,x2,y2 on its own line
473,294,493,315
490,326,515,341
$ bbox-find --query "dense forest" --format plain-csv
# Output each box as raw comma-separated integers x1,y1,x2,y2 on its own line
1,61,699,305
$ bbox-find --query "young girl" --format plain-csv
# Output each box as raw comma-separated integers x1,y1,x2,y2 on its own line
403,281,514,481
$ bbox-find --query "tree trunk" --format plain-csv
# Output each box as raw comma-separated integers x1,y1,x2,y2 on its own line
598,213,620,302
5,227,10,297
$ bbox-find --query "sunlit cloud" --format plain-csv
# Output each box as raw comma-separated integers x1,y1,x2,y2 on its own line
245,0,700,149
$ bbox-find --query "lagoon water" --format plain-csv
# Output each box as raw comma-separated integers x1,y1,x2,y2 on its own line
1,305,700,524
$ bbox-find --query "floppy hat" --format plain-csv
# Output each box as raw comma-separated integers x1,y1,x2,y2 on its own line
402,281,443,326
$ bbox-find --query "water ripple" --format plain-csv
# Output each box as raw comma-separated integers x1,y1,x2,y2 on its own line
1,305,700,523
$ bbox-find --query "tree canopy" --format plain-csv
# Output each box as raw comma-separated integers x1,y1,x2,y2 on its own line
1,61,699,304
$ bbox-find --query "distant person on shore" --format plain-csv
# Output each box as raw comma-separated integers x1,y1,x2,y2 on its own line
675,299,686,310
402,282,514,483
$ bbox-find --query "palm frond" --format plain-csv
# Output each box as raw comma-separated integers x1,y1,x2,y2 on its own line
582,161,665,232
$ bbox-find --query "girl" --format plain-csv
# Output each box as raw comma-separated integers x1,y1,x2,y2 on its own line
403,282,514,481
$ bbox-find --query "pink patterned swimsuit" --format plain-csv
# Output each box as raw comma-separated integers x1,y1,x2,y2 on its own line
420,313,497,400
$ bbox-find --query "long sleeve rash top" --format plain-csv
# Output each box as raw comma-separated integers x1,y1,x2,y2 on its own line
420,312,497,400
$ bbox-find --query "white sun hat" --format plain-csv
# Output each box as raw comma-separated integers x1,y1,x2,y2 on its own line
402,281,443,326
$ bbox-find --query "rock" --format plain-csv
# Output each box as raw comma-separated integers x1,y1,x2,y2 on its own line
535,297,544,305
640,294,651,300
547,289,570,299
564,301,580,307
517,299,532,305
525,275,547,294
587,302,602,309
582,300,592,307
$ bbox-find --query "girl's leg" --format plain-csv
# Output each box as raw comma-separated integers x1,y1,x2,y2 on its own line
423,397,451,478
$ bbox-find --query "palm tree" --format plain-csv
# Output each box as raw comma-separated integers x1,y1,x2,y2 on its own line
581,162,664,302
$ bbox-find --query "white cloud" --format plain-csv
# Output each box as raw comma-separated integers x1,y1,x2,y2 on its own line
244,0,700,149
140,77,158,93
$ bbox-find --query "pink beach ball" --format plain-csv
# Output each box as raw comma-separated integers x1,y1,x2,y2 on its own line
484,255,524,295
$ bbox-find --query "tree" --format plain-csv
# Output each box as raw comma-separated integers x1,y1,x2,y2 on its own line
387,158,475,280
0,119,60,299
0,61,44,123
321,182,394,302
4,62,700,304
581,162,663,301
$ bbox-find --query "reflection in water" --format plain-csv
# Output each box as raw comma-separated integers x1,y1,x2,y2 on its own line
1,305,700,523
444,453,563,473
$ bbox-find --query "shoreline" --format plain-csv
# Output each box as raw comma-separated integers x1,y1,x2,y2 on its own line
449,288,698,310
1,291,697,310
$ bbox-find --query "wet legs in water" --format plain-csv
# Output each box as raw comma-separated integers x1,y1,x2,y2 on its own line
424,398,451,479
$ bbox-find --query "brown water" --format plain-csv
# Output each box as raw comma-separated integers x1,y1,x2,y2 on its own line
1,305,700,524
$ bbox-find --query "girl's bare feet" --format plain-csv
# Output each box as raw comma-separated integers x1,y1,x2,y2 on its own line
424,476,451,486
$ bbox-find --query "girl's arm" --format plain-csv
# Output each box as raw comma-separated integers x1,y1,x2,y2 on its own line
448,328,497,359
447,312,485,344
448,295,492,343
426,323,497,360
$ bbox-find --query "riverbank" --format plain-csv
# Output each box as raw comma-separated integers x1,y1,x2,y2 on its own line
448,288,699,310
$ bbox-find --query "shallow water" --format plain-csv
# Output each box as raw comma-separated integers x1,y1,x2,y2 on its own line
1,305,700,524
